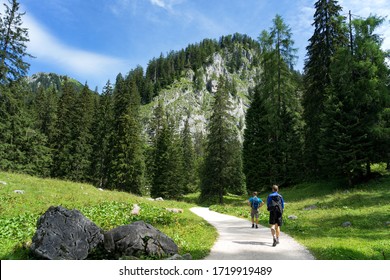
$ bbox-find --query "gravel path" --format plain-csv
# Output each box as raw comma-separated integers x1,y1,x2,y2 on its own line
190,207,315,260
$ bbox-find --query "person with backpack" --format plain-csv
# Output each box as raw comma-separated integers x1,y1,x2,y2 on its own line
248,192,264,228
267,185,285,246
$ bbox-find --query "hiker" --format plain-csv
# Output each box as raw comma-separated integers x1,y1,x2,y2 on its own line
267,185,284,246
248,192,264,228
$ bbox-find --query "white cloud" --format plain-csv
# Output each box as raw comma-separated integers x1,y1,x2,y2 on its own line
23,14,129,87
150,0,166,9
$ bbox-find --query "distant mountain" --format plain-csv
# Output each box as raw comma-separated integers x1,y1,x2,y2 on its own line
26,35,263,141
26,72,84,92
141,39,262,141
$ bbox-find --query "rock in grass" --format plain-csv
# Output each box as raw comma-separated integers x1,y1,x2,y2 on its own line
342,221,352,227
167,253,192,260
288,215,298,220
0,181,7,185
103,221,178,259
166,208,184,213
131,204,141,215
13,190,24,194
30,206,104,260
303,205,317,211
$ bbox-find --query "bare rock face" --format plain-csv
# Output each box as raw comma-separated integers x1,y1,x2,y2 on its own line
30,206,104,260
103,221,178,259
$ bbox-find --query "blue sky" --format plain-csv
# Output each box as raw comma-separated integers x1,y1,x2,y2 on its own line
3,0,390,90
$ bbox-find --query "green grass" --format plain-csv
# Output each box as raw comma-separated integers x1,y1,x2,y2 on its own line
0,172,217,260
2,167,389,260
209,170,390,260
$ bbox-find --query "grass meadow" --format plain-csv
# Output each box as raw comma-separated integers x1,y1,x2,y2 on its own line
1,164,389,260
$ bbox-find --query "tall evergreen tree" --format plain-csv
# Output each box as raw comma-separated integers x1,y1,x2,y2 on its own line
0,0,32,84
33,86,58,145
71,83,95,181
109,74,145,194
151,107,183,199
200,76,245,203
303,0,348,176
90,80,114,187
245,15,302,188
320,15,389,184
51,78,79,179
181,115,196,193
243,86,274,190
0,84,51,175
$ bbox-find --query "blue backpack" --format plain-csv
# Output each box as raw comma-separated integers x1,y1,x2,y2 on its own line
251,197,260,210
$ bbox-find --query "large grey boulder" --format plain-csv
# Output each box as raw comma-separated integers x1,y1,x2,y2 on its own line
30,206,104,260
104,221,178,258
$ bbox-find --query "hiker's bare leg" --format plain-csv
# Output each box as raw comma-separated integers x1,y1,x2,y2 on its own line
270,224,276,238
275,224,280,238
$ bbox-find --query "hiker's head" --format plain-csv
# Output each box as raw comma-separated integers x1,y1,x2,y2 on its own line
253,191,257,196
272,185,279,192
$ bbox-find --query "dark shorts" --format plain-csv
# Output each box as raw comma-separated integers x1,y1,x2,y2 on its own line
251,209,259,219
269,210,283,226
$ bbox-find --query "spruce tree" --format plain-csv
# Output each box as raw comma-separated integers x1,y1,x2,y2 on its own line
0,0,32,84
51,78,79,179
200,76,245,203
246,15,302,188
181,115,196,193
243,86,273,190
109,74,145,194
303,0,348,177
0,84,51,176
72,83,95,181
90,80,114,188
320,15,390,184
151,111,183,199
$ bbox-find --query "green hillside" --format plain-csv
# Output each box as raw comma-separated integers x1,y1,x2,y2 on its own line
0,171,216,260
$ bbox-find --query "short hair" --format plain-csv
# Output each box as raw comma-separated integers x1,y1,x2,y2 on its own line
253,191,258,196
272,185,279,192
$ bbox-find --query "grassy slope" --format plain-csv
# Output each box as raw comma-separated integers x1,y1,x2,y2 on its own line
0,172,217,260
210,169,390,260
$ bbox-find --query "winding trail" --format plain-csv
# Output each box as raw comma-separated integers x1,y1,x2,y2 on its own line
190,207,315,260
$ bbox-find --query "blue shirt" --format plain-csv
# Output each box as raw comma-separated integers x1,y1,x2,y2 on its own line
267,192,284,209
249,196,263,208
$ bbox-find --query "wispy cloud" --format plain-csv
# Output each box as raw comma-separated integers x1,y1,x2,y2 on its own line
24,14,129,87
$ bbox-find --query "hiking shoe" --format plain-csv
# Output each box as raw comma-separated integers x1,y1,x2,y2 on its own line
255,225,258,229
272,238,277,247
276,238,280,244
252,224,254,228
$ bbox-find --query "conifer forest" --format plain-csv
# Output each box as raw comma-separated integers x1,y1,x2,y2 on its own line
1,0,389,203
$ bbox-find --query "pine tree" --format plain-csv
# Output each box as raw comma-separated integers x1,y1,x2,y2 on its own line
0,0,32,84
246,15,302,188
109,74,145,194
90,80,114,188
200,76,245,203
70,83,95,181
0,84,51,175
303,0,348,176
151,112,183,199
320,15,390,184
243,86,274,190
51,78,79,179
33,86,58,145
181,115,196,193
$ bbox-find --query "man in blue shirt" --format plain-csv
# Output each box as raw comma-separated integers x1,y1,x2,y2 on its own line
248,192,264,228
267,185,285,246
